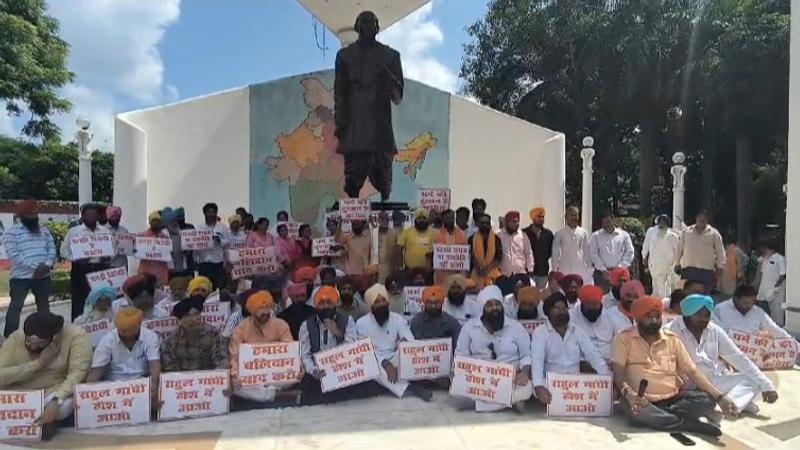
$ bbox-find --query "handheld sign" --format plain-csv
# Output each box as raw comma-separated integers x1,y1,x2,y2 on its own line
339,198,370,221
398,338,453,381
450,355,514,407
228,247,280,280
276,221,301,239
760,338,798,370
158,370,229,421
418,188,450,213
728,329,771,364
518,319,548,336
546,373,614,417
0,390,43,441
75,379,150,429
143,317,179,342
314,338,381,393
180,229,213,251
312,237,337,257
134,236,172,262
86,266,128,297
201,302,231,332
238,342,302,386
70,233,114,260
433,244,470,271
115,233,136,256
80,319,112,348
403,286,425,316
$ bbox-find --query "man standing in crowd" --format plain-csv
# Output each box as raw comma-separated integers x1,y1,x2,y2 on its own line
552,206,592,285
642,215,679,298
612,296,738,436
337,219,372,276
589,211,634,290
227,214,248,249
466,198,488,236
161,297,228,372
668,294,778,415
675,210,726,293
195,202,230,290
714,285,793,338
0,312,91,439
497,210,535,278
410,285,461,341
433,208,467,285
138,210,171,284
442,274,481,325
468,214,502,288
397,209,435,272
523,207,553,289
62,203,111,320
755,240,787,326
3,200,56,337
105,206,130,270
531,292,610,405
456,207,471,233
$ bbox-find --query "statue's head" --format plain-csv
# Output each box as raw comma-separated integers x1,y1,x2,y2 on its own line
355,11,379,42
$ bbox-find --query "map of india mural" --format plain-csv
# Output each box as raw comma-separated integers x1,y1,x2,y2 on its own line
250,70,450,231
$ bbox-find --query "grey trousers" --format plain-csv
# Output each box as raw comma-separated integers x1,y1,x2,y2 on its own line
624,390,716,431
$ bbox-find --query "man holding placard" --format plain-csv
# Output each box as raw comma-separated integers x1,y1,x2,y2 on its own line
137,211,172,285
531,293,610,406
455,286,533,413
105,206,130,270
0,312,91,439
714,285,792,339
195,203,231,291
668,294,778,415
433,209,468,285
161,297,228,372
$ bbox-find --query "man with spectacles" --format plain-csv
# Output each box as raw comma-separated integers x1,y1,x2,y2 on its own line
455,285,533,413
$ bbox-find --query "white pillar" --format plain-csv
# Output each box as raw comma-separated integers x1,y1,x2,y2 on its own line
785,0,800,333
580,136,595,231
75,121,93,206
670,152,687,232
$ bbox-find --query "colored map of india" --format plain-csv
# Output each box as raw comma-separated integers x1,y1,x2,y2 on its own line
265,76,438,227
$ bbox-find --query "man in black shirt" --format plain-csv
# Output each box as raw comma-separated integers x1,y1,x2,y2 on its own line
523,207,554,289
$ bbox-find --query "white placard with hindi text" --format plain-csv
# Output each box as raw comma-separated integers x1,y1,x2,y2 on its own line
276,222,301,239
201,302,230,332
143,317,179,342
74,379,151,429
312,237,336,257
0,390,43,441
70,233,115,260
728,329,773,365
80,319,112,348
398,338,452,381
759,337,798,370
238,342,302,386
339,198,370,221
433,244,470,271
158,370,229,422
450,356,514,407
403,286,425,315
228,247,280,279
134,236,172,262
179,229,213,251
86,266,127,297
546,373,614,417
114,233,136,256
418,188,450,213
314,338,381,393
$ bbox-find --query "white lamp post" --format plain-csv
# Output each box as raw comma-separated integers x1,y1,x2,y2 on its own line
580,136,595,231
75,117,93,205
670,152,687,232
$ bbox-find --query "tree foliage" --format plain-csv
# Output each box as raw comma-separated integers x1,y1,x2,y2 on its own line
0,0,74,140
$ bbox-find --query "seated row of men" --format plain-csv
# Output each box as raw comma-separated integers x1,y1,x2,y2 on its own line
0,267,786,440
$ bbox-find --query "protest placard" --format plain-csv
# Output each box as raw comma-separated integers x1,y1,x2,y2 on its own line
518,319,548,336
314,338,381,393
0,390,43,440
115,233,136,256
418,188,450,213
134,236,172,262
158,370,229,421
403,286,425,315
276,221,301,239
450,356,514,407
312,236,337,257
759,338,798,370
238,342,302,386
398,338,452,381
143,317,179,342
75,379,150,429
86,266,128,297
433,244,470,271
228,247,280,279
80,319,112,348
728,329,772,364
69,233,115,260
179,229,213,251
201,302,231,332
340,198,370,221
546,373,614,417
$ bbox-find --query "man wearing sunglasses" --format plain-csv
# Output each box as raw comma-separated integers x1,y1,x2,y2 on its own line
455,285,533,413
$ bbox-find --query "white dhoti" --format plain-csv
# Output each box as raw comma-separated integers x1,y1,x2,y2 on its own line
475,381,533,412
376,355,409,398
767,285,786,327
649,265,676,299
709,373,762,412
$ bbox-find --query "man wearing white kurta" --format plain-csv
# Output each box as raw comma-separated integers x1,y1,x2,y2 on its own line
756,241,787,326
588,211,634,290
455,286,533,412
668,294,778,414
642,215,680,298
570,286,615,359
551,206,593,285
713,286,792,339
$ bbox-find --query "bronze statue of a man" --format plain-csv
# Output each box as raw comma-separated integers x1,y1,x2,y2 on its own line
334,10,404,200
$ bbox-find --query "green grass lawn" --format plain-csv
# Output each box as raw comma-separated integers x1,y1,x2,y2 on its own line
0,271,8,297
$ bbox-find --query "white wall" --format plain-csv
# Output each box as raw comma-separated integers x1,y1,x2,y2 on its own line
448,96,566,229
114,88,250,229
785,0,800,332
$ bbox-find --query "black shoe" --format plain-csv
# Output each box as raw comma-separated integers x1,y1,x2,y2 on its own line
408,384,433,402
513,401,526,415
41,424,57,441
681,418,721,437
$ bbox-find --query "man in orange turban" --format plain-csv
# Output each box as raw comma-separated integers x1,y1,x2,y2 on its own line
523,206,553,289
229,290,294,404
515,286,542,320
409,285,461,343
604,267,631,308
570,285,614,359
611,296,738,435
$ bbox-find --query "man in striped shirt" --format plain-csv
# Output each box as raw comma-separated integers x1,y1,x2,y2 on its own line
3,200,56,337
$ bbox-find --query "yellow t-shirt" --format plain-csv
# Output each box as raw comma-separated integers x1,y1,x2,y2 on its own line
397,227,435,269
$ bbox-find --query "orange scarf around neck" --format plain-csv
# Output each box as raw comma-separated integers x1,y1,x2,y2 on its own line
473,230,496,268
437,227,466,245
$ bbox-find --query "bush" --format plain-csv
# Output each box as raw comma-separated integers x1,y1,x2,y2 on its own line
617,216,646,247
44,221,70,258
51,268,70,301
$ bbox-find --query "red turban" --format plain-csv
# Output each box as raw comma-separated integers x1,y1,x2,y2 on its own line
122,274,148,296
17,200,38,216
561,274,583,288
578,286,604,305
548,271,565,283
630,296,664,320
609,267,630,287
293,266,316,283
504,211,520,222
